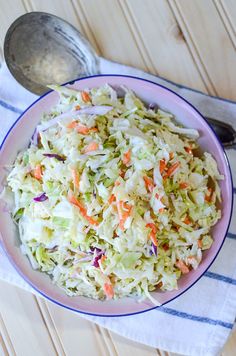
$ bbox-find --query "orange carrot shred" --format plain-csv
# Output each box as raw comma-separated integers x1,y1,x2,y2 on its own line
68,191,99,226
81,91,91,102
165,162,180,177
159,159,166,174
108,194,116,204
198,240,203,249
179,182,188,189
185,146,193,154
75,105,81,110
175,260,190,274
146,223,158,246
71,169,80,189
33,164,43,180
162,243,169,251
169,152,174,160
143,176,154,192
103,283,114,299
205,188,213,202
183,215,191,225
83,142,99,153
67,121,78,129
100,255,107,264
77,125,90,135
122,149,131,166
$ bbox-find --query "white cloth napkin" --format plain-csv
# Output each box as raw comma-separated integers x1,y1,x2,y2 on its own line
0,61,236,356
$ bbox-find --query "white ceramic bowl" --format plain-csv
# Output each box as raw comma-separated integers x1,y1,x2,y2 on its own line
0,75,233,317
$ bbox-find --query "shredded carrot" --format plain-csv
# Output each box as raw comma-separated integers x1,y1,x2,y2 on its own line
198,239,203,249
175,260,190,274
76,125,90,135
122,149,131,166
68,191,99,226
81,91,91,102
115,180,120,186
159,159,166,174
165,162,180,177
169,152,174,160
67,120,78,129
146,223,158,246
108,194,116,204
121,201,129,210
120,170,125,178
159,208,165,213
103,282,114,299
100,255,107,264
83,142,99,153
185,146,193,154
157,281,163,288
116,200,132,230
183,215,191,225
162,243,169,251
75,105,81,110
179,182,189,189
33,164,43,180
187,256,197,263
89,127,98,133
205,188,213,202
116,201,125,230
143,176,154,192
71,168,80,189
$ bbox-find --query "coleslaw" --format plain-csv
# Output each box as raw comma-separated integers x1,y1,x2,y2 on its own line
5,84,223,303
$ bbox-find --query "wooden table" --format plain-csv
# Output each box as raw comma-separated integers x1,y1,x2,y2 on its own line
0,1,235,355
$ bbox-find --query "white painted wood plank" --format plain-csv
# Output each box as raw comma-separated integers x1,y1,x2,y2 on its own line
215,0,236,49
0,281,56,356
123,0,207,92
171,0,236,100
35,297,66,356
220,0,236,35
222,327,236,356
0,0,26,52
0,332,9,356
78,0,147,70
0,313,15,356
109,330,158,356
45,300,110,356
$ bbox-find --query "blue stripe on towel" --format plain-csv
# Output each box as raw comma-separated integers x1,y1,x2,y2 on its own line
227,232,236,240
158,307,233,329
204,271,236,285
0,99,23,114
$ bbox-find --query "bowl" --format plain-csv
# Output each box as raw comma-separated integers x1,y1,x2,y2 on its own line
0,75,233,317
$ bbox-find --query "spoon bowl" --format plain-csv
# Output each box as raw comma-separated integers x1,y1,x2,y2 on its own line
4,12,99,95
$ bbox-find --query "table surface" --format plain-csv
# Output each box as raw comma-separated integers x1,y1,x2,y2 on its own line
0,1,236,355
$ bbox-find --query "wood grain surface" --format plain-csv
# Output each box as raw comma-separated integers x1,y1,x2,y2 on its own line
0,0,235,355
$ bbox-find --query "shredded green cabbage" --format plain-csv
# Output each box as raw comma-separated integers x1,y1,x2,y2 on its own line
5,84,223,303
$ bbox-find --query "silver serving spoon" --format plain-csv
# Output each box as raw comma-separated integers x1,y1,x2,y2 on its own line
4,12,236,148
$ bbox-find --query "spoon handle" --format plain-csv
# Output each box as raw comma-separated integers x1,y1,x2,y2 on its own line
205,117,236,148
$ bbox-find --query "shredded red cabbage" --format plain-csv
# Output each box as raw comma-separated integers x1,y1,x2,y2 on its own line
43,153,65,162
90,247,104,267
33,192,48,202
152,243,158,256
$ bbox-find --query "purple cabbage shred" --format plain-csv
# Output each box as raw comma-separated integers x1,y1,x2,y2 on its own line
43,153,65,162
33,192,48,202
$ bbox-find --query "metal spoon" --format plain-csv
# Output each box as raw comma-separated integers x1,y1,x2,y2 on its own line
4,12,236,148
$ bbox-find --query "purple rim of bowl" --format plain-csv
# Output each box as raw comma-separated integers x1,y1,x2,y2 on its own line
0,74,234,318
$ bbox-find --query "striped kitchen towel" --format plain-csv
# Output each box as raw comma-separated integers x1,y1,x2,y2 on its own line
0,61,236,356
